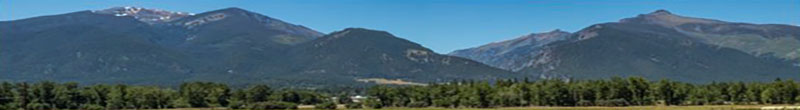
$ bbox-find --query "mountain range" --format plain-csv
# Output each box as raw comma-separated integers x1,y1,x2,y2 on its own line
0,7,515,87
450,10,800,83
1,7,797,87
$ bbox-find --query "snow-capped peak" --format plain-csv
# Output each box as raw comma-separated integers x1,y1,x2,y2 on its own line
93,6,194,24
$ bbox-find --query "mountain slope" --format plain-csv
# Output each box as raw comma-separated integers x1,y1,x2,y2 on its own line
449,30,571,71
163,7,325,76
0,7,517,87
452,10,800,82
524,22,798,82
620,10,800,60
268,28,517,86
0,11,195,84
171,7,323,46
0,7,327,85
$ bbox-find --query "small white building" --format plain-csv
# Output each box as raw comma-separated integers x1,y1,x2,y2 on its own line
350,95,367,103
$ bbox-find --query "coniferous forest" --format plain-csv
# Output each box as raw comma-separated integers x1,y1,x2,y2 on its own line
0,77,798,109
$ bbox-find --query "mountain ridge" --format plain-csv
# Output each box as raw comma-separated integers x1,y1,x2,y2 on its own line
0,7,518,87
449,29,571,71
452,9,800,82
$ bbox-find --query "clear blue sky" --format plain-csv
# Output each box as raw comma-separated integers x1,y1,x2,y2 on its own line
2,0,799,53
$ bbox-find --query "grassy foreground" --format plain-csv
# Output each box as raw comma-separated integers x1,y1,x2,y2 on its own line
162,105,795,110
370,105,782,110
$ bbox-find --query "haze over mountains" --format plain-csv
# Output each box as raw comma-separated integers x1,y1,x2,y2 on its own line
450,10,800,83
1,7,797,87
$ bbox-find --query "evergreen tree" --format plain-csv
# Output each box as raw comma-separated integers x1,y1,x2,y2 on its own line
106,84,128,109
80,84,110,107
30,81,56,109
245,84,271,103
12,82,31,109
53,82,80,109
0,82,13,109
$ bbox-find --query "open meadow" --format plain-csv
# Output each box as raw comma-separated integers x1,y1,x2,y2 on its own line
366,105,792,110
161,105,796,110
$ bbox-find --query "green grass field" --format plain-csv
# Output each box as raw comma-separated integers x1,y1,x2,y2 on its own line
162,105,799,110
354,105,788,110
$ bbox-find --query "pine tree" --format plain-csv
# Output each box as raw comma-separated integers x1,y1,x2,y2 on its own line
106,84,128,109
12,82,31,109
245,84,271,103
53,82,80,109
30,81,56,109
0,82,13,109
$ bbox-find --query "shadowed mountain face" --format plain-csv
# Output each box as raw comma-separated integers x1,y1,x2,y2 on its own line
0,10,199,84
0,7,515,87
275,28,516,86
452,10,800,83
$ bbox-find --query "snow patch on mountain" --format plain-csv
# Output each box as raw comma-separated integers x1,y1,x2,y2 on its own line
406,49,433,63
93,6,193,24
183,13,227,29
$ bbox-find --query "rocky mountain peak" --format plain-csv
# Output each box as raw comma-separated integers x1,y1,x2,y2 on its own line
620,9,724,27
533,29,571,40
329,28,391,38
544,29,569,35
93,6,193,24
217,7,249,13
204,7,258,16
547,29,567,33
175,7,324,39
649,9,673,15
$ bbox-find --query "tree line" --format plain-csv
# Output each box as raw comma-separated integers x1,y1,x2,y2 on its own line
364,77,800,108
0,77,798,109
0,81,331,109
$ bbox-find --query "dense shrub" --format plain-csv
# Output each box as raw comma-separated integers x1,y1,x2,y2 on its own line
247,101,298,109
710,100,726,105
345,103,363,109
576,100,593,106
169,98,192,108
315,102,337,109
227,100,246,109
79,104,105,110
595,99,629,106
26,103,52,109
365,99,383,109
407,101,428,108
0,105,13,110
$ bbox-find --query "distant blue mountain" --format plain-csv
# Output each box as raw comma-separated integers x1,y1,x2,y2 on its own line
450,10,800,83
